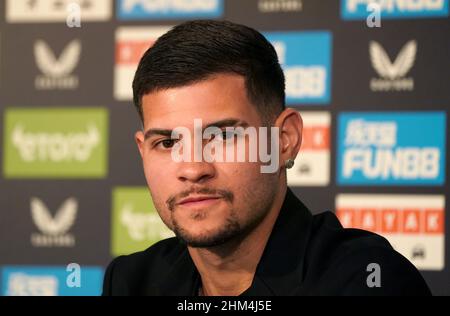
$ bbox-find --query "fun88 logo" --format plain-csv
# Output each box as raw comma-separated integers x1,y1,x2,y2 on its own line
265,31,332,105
117,0,224,20
337,112,446,185
341,0,449,19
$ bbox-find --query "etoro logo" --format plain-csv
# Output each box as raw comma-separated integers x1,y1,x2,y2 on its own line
120,204,174,241
3,107,108,178
265,31,332,105
336,194,445,270
370,40,417,91
112,187,174,256
117,0,223,20
34,39,81,90
30,197,77,247
11,124,100,162
337,112,446,185
341,0,449,19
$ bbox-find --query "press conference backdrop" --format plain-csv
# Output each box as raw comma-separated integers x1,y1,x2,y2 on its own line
0,0,448,296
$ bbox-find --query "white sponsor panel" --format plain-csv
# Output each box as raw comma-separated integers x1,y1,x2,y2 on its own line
6,0,112,22
114,26,172,100
336,194,445,270
287,112,330,186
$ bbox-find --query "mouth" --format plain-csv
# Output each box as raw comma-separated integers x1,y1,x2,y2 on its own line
177,195,223,208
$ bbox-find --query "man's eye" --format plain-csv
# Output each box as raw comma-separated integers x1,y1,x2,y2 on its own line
216,130,236,141
156,139,177,149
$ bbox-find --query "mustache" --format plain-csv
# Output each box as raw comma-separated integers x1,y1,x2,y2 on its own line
166,187,234,211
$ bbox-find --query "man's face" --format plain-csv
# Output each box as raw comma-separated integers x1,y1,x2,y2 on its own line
135,73,280,247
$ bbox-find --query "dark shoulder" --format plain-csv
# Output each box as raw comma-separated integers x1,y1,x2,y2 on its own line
102,237,184,295
302,211,431,295
309,211,394,257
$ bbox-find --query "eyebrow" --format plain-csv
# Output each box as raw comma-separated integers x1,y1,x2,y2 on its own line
143,118,250,140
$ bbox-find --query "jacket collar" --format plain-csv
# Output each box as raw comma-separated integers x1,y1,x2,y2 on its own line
155,187,313,296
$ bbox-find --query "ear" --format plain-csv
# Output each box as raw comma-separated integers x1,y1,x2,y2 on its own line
135,130,145,159
274,108,303,169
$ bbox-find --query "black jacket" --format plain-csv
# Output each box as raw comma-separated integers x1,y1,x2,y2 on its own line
102,188,431,296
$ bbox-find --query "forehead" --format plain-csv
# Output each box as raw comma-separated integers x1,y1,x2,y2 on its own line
140,73,261,129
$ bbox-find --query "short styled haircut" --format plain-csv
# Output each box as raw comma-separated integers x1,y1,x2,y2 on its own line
133,19,286,125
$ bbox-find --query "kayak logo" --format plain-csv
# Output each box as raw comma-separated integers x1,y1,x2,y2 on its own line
3,107,108,178
287,112,330,186
6,0,112,22
336,194,445,270
111,187,174,256
265,31,332,105
341,0,449,19
117,0,223,20
370,40,417,91
114,26,172,100
34,39,81,90
11,124,100,162
1,266,103,296
337,112,446,185
31,197,77,247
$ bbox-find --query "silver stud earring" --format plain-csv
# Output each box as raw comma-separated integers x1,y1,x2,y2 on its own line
285,158,295,169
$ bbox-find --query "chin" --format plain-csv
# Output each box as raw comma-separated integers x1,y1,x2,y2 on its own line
174,219,242,248
180,233,233,248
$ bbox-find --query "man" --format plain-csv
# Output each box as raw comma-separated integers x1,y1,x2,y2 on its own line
102,20,431,296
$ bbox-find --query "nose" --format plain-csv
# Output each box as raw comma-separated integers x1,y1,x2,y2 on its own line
176,160,216,184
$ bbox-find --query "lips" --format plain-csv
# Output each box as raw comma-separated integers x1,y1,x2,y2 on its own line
178,195,222,205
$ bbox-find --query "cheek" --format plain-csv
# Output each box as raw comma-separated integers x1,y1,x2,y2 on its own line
142,156,164,181
146,181,174,229
232,162,279,191
215,162,269,201
223,162,265,181
142,160,170,205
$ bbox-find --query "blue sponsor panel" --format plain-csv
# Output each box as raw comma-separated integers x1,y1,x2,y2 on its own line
264,31,332,105
117,0,224,20
337,112,446,185
341,0,449,19
1,266,103,296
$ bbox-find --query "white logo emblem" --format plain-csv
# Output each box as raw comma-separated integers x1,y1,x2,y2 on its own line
34,39,81,89
369,40,417,91
31,197,77,247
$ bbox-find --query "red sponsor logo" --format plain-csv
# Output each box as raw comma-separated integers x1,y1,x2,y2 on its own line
116,40,155,65
336,207,444,234
301,126,329,150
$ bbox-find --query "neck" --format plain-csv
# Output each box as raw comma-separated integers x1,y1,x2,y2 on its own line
188,186,287,296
